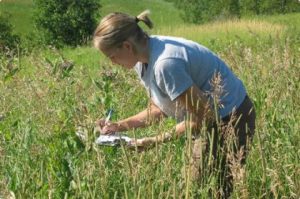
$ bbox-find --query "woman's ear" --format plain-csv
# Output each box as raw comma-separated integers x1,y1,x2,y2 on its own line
122,41,133,52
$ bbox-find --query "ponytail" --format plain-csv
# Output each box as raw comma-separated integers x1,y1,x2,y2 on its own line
136,10,153,29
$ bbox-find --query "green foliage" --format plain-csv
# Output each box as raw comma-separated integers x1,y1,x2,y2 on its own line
174,0,300,24
0,13,20,54
176,0,211,24
0,52,20,81
33,0,101,47
241,0,300,15
174,0,241,24
91,67,118,116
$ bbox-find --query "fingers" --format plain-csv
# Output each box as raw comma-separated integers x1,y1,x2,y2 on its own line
100,125,115,135
128,138,155,152
129,139,142,147
95,119,118,135
130,138,153,147
128,139,145,152
95,118,106,128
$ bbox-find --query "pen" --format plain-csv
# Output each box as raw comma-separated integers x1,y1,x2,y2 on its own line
105,109,113,124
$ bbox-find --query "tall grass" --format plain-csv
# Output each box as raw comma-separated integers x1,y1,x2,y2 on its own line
1,0,300,198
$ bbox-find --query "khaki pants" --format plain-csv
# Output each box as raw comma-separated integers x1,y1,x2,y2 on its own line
189,95,256,198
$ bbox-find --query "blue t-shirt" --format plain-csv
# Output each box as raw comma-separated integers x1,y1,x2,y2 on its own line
134,35,246,120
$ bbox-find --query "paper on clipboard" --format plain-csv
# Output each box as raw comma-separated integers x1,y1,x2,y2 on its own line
95,134,132,146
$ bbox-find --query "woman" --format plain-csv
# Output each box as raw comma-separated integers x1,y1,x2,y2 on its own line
93,10,255,198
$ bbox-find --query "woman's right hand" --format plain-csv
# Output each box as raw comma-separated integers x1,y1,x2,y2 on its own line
95,119,120,134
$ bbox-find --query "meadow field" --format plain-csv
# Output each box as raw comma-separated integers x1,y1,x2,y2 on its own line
0,0,299,198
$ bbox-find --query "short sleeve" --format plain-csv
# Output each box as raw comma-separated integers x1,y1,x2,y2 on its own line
154,58,193,101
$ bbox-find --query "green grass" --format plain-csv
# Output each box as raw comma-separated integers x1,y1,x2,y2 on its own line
100,0,183,29
1,1,300,198
0,0,34,37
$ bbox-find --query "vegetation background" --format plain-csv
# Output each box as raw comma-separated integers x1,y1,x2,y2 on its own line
0,0,299,198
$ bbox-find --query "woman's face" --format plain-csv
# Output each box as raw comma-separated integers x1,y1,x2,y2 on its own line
101,41,138,69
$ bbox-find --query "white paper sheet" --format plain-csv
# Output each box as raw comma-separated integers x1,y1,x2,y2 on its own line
95,134,132,146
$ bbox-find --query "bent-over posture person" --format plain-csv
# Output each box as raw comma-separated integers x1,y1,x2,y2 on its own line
93,10,256,198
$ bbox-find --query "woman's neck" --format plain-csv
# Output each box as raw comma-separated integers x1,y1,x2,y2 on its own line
137,38,150,64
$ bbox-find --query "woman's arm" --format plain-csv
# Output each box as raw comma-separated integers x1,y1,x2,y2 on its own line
131,85,214,146
172,84,214,138
115,101,166,131
96,101,166,134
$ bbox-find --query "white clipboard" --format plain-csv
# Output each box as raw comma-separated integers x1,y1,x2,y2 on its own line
95,134,132,146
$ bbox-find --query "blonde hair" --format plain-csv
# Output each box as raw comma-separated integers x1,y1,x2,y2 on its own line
93,10,153,51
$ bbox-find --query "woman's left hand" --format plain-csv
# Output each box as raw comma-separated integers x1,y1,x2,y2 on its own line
129,137,155,150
